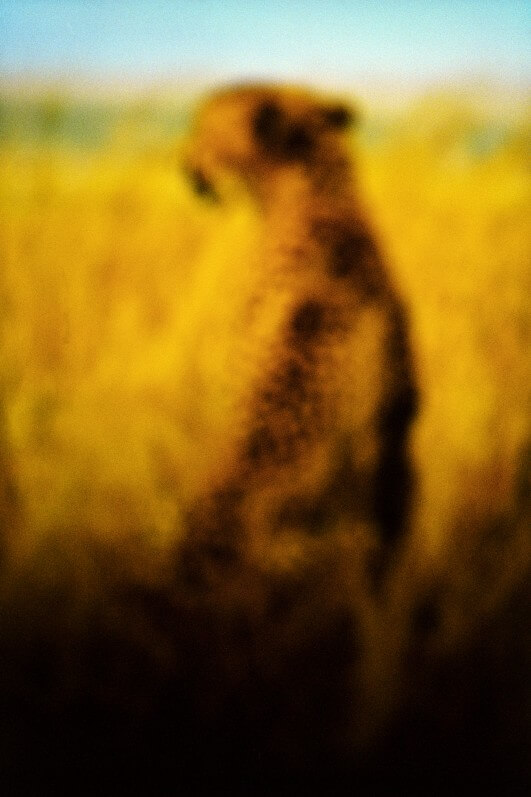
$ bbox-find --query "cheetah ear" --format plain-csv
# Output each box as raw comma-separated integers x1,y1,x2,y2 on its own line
321,103,357,130
253,100,314,159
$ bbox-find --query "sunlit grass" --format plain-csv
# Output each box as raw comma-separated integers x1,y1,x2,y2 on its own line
0,86,528,557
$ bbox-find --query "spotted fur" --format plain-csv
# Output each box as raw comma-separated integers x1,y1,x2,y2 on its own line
181,84,419,581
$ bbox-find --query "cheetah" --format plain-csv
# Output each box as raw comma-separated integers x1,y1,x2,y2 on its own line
180,84,418,578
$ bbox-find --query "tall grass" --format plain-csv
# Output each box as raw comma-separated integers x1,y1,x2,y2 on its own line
0,85,528,560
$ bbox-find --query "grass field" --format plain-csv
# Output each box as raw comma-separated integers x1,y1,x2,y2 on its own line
0,83,528,560
0,81,529,792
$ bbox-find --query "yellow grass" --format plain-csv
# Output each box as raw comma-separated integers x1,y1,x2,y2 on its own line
0,87,528,560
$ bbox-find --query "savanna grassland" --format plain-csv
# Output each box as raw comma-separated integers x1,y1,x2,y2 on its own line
0,83,528,555
0,82,529,791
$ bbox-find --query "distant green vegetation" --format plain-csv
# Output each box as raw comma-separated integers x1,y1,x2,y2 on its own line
0,92,191,149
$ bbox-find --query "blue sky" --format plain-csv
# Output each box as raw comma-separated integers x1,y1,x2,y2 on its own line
1,0,529,90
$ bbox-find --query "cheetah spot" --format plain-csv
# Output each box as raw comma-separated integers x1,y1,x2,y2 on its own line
284,123,314,159
253,101,314,160
331,232,370,278
246,426,278,463
283,360,307,398
291,300,325,339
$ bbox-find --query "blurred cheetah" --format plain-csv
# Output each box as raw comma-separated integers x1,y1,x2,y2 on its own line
181,84,418,577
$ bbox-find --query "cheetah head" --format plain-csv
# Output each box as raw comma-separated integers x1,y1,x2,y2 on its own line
183,84,356,202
